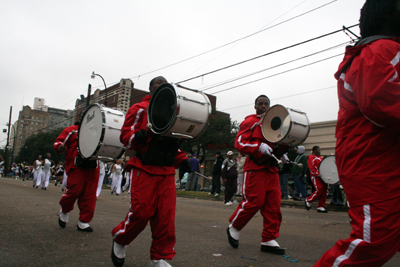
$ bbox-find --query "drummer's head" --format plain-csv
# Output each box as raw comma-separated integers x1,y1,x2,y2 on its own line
312,146,321,156
254,95,270,115
149,76,167,94
360,0,400,38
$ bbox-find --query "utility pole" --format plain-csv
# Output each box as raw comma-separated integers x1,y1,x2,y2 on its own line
87,84,91,107
4,106,12,175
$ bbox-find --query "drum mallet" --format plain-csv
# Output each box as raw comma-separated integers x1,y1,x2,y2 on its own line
145,123,152,135
194,171,212,181
271,154,283,165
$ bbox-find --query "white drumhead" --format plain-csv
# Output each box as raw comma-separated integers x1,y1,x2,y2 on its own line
262,105,290,143
78,105,104,158
319,156,340,184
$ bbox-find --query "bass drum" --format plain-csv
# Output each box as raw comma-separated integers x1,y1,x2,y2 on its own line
78,104,125,161
148,83,211,139
262,105,310,146
319,156,340,185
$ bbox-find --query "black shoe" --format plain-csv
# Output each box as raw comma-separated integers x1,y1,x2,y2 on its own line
58,217,66,228
317,209,328,213
261,245,285,255
227,227,239,248
305,200,311,211
111,241,125,267
77,225,93,232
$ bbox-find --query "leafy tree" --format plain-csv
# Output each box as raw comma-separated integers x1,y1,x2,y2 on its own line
15,129,65,164
180,116,239,164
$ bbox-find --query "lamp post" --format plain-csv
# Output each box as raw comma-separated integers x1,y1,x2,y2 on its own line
91,71,108,106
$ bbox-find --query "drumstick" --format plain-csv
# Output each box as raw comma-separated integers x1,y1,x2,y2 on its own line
194,171,212,181
271,154,283,165
145,123,152,135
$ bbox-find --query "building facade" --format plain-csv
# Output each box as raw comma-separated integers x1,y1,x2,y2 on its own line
12,101,74,157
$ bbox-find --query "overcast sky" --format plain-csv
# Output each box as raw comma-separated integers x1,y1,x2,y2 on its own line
0,0,366,147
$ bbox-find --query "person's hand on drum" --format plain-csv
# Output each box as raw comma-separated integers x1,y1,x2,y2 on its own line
59,145,67,153
259,143,273,156
135,129,148,144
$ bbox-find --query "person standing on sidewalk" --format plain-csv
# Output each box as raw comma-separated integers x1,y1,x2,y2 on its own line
185,153,200,191
221,151,238,205
210,152,224,196
292,146,308,200
236,153,245,196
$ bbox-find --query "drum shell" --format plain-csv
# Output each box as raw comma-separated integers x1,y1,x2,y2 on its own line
78,104,125,161
319,155,341,185
262,105,310,146
149,83,211,139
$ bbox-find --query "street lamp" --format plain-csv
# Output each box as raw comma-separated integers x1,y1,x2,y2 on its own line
91,71,108,106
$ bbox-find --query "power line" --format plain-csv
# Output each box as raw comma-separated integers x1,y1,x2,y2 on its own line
209,53,343,95
177,24,358,84
221,85,336,111
200,41,349,92
125,0,339,83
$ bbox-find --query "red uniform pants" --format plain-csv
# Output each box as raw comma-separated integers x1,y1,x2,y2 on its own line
229,169,282,242
60,168,99,223
112,169,176,260
307,176,327,208
314,197,400,266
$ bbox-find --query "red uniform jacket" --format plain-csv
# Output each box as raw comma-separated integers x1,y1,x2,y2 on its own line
121,95,187,175
307,155,322,177
335,37,400,206
234,114,278,173
53,125,99,175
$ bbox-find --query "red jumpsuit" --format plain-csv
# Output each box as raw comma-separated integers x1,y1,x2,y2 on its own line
229,114,282,243
53,125,99,223
314,37,400,266
111,95,187,261
306,155,326,208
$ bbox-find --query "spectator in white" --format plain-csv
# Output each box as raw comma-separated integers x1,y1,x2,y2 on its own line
222,151,238,205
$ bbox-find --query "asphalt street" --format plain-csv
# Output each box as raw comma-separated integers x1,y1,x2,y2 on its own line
1,178,399,267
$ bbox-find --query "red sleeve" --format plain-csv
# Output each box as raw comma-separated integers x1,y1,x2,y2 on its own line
234,118,264,159
174,149,189,169
53,126,76,154
351,41,400,128
120,103,148,150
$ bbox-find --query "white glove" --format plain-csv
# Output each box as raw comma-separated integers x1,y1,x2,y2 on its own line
258,143,272,156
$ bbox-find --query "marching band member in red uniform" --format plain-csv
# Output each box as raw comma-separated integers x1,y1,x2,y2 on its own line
314,0,400,266
111,76,191,267
226,95,286,255
305,146,327,213
53,122,100,232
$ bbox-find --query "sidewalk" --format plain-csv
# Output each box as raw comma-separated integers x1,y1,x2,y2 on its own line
176,190,349,212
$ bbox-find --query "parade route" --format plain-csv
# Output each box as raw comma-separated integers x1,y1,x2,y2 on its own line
1,178,399,267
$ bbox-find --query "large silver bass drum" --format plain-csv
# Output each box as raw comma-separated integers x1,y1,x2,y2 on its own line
148,83,211,139
262,105,310,146
77,104,125,161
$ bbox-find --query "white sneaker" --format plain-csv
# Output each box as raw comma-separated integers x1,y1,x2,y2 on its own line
225,201,233,205
214,193,219,197
59,209,69,223
208,192,211,195
149,259,172,267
